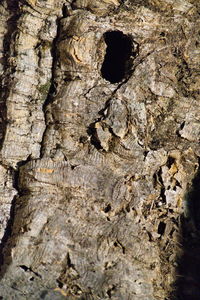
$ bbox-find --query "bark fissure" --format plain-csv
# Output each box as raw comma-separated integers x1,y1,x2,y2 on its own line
40,10,65,158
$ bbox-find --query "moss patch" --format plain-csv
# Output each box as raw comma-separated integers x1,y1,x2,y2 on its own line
38,82,51,102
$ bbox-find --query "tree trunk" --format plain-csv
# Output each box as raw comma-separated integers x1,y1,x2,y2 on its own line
0,0,199,299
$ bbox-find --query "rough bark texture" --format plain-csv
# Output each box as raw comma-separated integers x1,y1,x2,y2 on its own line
0,0,199,299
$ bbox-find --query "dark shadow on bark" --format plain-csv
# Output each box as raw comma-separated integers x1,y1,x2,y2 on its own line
171,161,200,300
0,195,17,278
0,193,32,281
0,158,31,279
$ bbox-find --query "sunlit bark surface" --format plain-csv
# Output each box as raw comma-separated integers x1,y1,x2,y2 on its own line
0,0,199,299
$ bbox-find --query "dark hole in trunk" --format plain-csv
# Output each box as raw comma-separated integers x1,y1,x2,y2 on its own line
101,31,133,84
104,204,111,213
158,221,166,235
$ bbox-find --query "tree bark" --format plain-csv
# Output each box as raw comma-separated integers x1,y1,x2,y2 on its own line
0,0,199,299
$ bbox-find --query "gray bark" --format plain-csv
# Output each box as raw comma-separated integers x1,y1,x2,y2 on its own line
0,0,199,299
